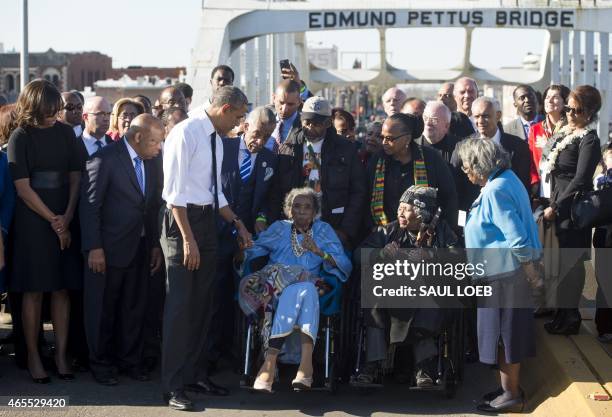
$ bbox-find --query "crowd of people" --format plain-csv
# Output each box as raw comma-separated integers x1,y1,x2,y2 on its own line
0,62,610,414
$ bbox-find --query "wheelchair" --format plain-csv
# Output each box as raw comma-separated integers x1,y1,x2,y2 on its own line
237,256,348,393
348,295,465,398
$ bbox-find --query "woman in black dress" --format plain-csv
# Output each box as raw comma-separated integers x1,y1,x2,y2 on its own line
7,79,83,382
542,85,602,335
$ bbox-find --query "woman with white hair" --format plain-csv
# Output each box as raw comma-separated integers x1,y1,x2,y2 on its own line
239,187,351,393
457,138,541,413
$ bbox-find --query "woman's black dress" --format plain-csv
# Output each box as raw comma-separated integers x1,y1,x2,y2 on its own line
7,122,83,292
550,130,601,308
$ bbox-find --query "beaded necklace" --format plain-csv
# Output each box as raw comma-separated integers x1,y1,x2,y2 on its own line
290,225,313,257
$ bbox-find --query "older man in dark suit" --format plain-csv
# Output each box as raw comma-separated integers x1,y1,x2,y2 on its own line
451,96,531,211
80,114,164,385
206,106,278,368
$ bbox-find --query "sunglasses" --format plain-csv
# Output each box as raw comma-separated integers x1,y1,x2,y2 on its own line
564,105,582,115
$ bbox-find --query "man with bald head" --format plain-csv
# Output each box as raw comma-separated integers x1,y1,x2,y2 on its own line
80,113,164,385
450,77,478,139
418,101,459,165
59,91,84,138
81,96,113,158
382,87,407,117
159,86,187,113
437,82,456,112
401,97,426,118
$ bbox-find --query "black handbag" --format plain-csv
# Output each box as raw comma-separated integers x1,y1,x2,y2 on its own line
571,186,612,229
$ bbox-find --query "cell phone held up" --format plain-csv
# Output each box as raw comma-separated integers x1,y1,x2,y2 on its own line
279,59,291,72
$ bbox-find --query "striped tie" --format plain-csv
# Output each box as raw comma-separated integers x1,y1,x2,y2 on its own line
95,140,104,150
271,120,283,153
134,156,145,195
239,149,252,183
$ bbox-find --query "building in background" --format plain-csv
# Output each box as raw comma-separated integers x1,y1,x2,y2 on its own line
94,69,186,104
0,49,185,104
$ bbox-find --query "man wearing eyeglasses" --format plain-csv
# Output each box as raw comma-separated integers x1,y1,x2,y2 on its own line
418,101,460,166
503,84,543,141
451,96,530,212
81,97,113,158
269,96,366,249
59,92,84,138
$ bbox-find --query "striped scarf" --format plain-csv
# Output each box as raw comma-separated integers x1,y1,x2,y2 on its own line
370,145,429,226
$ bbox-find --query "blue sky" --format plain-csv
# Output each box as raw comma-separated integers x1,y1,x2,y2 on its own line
1,0,552,70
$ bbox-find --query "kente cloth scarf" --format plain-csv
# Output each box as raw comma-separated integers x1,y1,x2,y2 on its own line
370,144,429,226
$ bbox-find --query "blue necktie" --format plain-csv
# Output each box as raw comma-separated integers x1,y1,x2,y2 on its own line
240,149,252,183
95,140,103,151
134,156,145,195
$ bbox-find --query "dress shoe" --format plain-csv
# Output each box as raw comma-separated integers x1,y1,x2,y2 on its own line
546,320,580,335
597,333,612,343
251,376,273,393
56,372,75,381
126,367,150,382
29,373,51,384
291,375,313,391
92,373,118,386
477,394,524,413
480,387,504,403
164,390,194,411
185,377,229,396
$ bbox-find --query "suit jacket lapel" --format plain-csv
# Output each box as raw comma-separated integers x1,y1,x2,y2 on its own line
117,140,144,198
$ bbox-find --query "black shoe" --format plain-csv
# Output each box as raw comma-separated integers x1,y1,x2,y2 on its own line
480,387,504,403
30,373,51,384
57,372,75,381
127,367,150,382
164,390,194,411
185,377,229,396
92,372,118,386
546,320,580,335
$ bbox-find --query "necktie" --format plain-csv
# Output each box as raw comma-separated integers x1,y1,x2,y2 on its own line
272,120,284,153
134,156,145,195
95,140,104,151
239,148,252,183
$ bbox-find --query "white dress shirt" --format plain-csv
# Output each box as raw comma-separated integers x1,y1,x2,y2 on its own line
73,124,83,138
82,130,108,156
187,99,211,119
482,128,502,146
162,112,228,209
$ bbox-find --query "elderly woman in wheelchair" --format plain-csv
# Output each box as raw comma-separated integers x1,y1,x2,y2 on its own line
353,186,460,389
238,187,352,393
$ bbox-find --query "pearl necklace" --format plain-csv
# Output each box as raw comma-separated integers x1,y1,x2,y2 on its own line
291,225,313,257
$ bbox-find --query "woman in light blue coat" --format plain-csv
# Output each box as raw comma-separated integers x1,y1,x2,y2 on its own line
458,138,542,414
